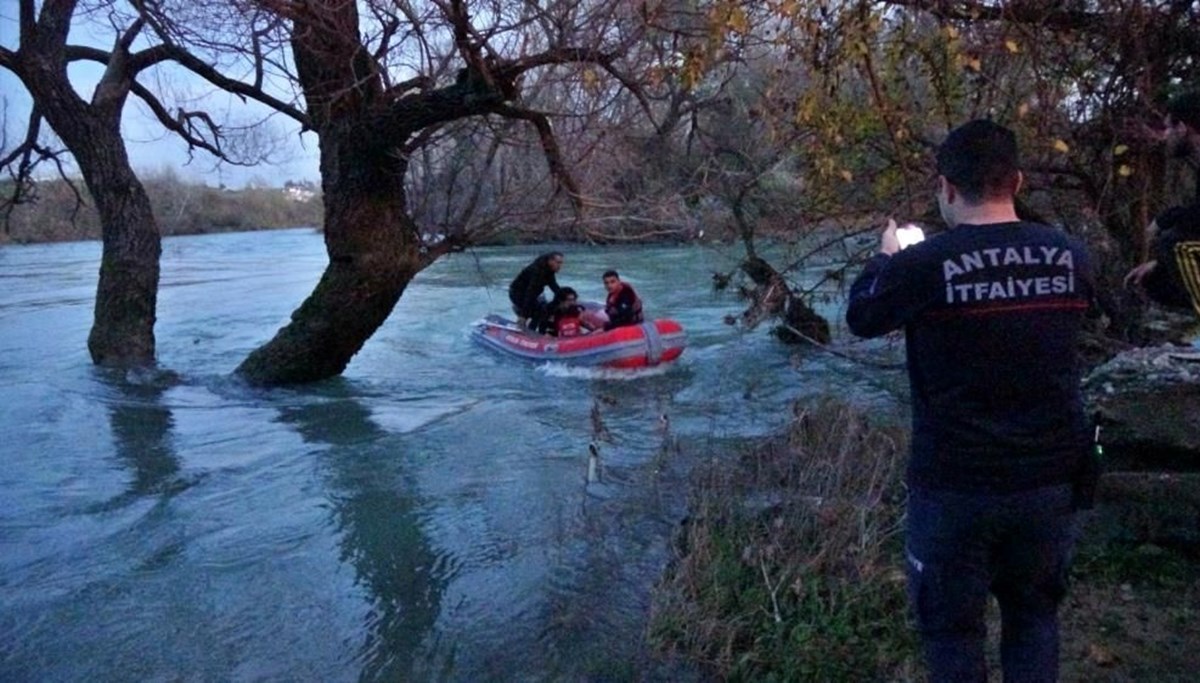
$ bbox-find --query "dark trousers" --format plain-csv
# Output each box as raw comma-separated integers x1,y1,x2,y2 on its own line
905,484,1078,683
511,297,550,332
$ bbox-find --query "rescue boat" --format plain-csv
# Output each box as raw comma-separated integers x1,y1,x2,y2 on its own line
471,305,686,369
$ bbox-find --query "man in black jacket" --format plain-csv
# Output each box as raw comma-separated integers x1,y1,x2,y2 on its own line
846,120,1094,682
508,252,563,331
1126,88,1200,327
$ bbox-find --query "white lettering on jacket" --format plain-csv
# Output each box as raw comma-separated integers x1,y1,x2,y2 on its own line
942,246,1076,304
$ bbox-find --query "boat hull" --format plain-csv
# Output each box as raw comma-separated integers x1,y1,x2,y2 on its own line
471,315,686,369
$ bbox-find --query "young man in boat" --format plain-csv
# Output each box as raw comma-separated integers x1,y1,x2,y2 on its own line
547,287,586,337
509,252,564,332
601,270,643,331
845,119,1095,682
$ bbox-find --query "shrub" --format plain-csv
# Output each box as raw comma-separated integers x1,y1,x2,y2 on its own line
650,399,920,681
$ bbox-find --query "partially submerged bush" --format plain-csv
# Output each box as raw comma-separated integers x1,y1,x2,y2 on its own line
650,399,919,681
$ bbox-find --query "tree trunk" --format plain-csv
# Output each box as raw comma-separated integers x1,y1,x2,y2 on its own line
17,59,160,368
236,118,421,385
76,133,161,367
739,256,832,345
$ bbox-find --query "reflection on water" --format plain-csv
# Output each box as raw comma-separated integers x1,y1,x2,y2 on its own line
0,230,905,681
98,374,186,508
278,395,448,681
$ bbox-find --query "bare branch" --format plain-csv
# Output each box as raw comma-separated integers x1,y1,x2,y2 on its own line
118,17,146,52
490,102,583,218
501,47,616,75
127,2,310,127
129,81,226,160
18,0,36,43
38,0,79,45
382,75,435,100
0,105,82,226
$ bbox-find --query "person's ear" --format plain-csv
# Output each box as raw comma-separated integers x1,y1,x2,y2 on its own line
1014,170,1024,196
939,176,956,204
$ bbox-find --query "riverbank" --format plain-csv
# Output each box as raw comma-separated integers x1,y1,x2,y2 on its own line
1,176,322,244
649,398,1200,681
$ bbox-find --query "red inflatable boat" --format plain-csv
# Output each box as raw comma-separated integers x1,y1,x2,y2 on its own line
471,309,686,369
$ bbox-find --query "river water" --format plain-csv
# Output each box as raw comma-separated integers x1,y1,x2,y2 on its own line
0,229,901,681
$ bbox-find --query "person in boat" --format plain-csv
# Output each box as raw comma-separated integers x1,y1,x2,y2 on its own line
601,270,643,331
509,251,563,332
547,287,587,337
1125,87,1200,337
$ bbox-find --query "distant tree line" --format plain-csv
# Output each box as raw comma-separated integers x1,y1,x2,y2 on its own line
0,171,322,244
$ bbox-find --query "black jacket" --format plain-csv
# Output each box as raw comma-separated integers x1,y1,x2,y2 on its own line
1143,202,1200,311
846,222,1094,493
508,254,562,314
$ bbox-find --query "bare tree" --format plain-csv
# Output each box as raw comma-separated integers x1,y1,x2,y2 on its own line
137,0,652,385
0,0,281,367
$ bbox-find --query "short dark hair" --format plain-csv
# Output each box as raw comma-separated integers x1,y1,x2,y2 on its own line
1167,88,1200,131
936,119,1021,203
602,270,619,280
553,287,578,308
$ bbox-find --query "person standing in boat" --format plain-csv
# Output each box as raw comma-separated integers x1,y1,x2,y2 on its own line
602,270,643,330
509,251,564,331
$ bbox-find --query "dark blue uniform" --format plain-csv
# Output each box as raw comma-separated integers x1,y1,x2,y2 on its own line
847,221,1094,682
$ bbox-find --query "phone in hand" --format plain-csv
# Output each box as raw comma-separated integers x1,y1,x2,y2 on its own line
896,224,925,249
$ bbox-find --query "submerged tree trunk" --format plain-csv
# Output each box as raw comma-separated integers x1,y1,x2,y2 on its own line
12,9,160,368
234,2,423,386
236,118,420,384
233,0,628,385
75,128,161,367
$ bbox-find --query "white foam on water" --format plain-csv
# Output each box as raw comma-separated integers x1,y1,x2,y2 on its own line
535,361,675,381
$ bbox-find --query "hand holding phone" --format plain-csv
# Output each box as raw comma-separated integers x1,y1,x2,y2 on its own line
896,224,925,249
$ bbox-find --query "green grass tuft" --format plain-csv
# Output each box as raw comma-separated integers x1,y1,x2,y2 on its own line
649,398,921,681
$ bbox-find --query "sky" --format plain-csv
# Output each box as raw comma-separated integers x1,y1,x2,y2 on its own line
0,6,320,189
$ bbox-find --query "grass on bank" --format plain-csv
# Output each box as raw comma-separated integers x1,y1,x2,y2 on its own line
649,399,920,681
648,397,1200,682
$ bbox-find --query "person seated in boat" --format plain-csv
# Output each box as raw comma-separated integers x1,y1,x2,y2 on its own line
509,251,563,332
548,287,588,337
602,270,644,331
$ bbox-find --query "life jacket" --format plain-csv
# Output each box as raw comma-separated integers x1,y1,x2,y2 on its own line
605,283,644,326
556,314,582,338
555,303,583,337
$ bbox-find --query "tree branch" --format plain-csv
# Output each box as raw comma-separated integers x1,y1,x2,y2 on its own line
381,75,435,100
0,106,81,225
0,47,16,71
118,17,146,53
501,47,617,75
489,102,583,218
38,0,79,46
885,0,1106,32
18,0,35,44
128,1,311,127
129,81,227,160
